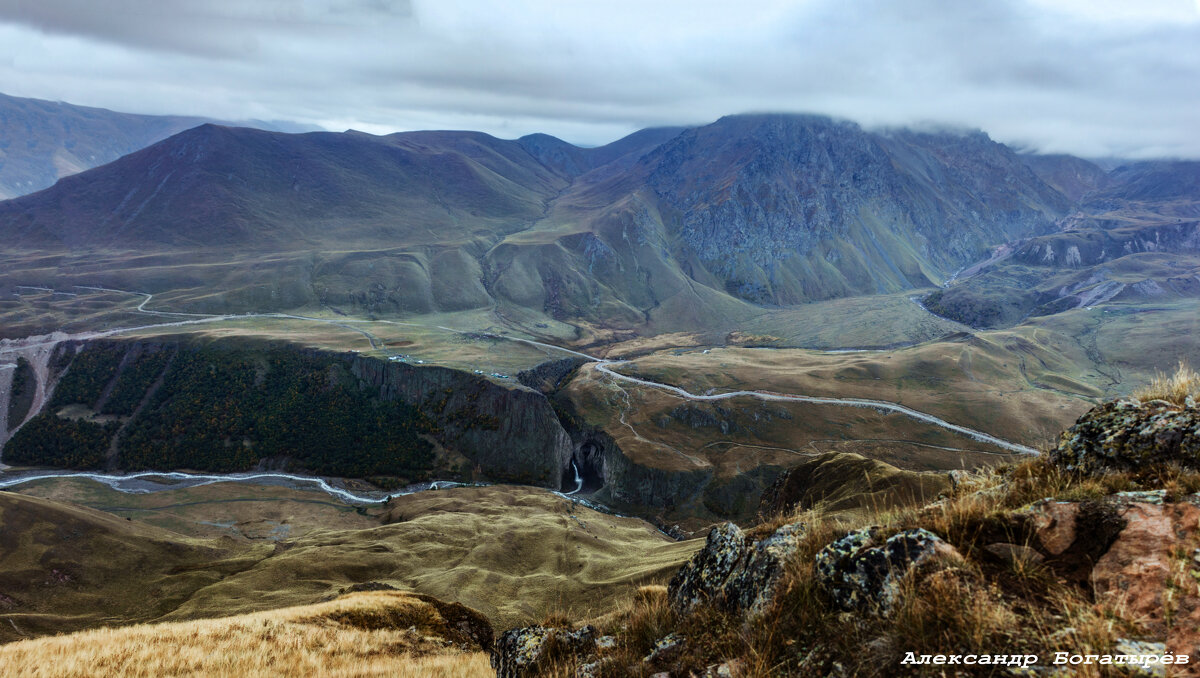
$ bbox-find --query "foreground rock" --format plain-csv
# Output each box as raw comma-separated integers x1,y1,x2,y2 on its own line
1091,495,1200,662
814,527,963,613
668,521,804,618
1026,491,1200,664
1051,398,1200,474
491,625,598,678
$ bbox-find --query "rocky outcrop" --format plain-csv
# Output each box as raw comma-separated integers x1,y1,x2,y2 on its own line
491,625,598,678
1022,492,1200,667
668,521,803,618
1050,399,1200,475
814,527,963,613
517,358,586,394
1022,498,1127,581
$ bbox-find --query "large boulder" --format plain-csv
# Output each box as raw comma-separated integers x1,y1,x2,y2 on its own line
814,527,962,613
1025,492,1200,664
1050,399,1200,475
491,625,598,678
668,521,803,618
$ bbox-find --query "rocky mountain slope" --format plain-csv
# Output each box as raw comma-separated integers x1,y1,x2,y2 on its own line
0,92,311,201
925,160,1200,328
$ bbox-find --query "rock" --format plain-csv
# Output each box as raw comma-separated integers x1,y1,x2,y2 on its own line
339,581,399,594
1091,502,1200,663
1049,398,1200,475
1025,501,1079,556
701,660,741,677
669,523,747,614
668,521,803,618
983,542,1045,568
725,523,804,617
814,527,962,613
492,625,598,678
644,632,686,664
575,658,615,678
1023,499,1126,581
1113,639,1169,678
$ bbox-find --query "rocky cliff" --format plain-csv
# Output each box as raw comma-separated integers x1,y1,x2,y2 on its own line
1,338,577,487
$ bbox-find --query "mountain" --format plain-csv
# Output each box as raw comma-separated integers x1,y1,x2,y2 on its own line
0,113,1074,333
925,160,1200,328
1020,153,1111,202
0,92,313,200
633,116,1069,304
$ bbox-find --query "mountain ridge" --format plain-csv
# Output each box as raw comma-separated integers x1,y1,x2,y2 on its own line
0,92,315,201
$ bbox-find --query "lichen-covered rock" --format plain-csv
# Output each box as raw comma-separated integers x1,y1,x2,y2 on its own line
668,523,750,613
1050,398,1200,475
724,522,804,616
492,625,598,678
644,632,686,664
668,521,803,618
814,527,962,613
1113,639,1170,678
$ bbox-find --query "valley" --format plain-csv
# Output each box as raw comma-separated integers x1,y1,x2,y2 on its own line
2,105,1199,673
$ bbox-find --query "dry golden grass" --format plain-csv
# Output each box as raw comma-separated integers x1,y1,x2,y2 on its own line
1133,360,1200,405
0,592,493,678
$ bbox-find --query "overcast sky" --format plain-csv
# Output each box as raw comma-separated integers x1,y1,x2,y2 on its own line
1,0,1198,158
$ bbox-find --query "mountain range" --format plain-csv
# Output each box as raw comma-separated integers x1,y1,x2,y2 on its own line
1,111,1104,338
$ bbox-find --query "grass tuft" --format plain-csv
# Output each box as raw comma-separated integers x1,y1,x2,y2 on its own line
1133,360,1200,405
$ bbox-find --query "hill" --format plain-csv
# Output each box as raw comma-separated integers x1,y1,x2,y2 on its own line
0,92,312,201
0,590,494,678
0,483,697,642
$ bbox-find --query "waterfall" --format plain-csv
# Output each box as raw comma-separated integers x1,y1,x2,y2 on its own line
566,459,583,495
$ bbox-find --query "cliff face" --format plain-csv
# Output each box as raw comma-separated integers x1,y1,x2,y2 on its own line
1,339,576,488
349,356,574,488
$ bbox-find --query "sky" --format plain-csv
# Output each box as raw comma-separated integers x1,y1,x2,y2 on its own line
0,0,1198,158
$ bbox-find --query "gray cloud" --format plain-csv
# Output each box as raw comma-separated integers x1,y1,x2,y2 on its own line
0,0,1197,158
